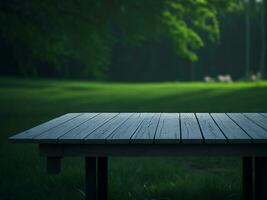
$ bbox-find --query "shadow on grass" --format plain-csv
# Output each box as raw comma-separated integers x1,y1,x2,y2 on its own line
139,87,267,112
41,87,267,113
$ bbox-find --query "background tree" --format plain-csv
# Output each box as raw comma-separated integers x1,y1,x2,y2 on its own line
262,0,267,78
0,0,242,79
245,0,252,77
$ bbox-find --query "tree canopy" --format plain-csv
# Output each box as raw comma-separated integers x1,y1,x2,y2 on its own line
0,0,242,78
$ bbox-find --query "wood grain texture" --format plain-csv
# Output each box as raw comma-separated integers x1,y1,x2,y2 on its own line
58,113,117,143
9,113,267,145
243,113,267,130
35,113,99,143
227,113,267,143
131,113,161,144
106,113,146,144
211,113,251,143
196,113,227,143
154,113,180,144
84,113,133,144
8,113,81,142
180,113,203,143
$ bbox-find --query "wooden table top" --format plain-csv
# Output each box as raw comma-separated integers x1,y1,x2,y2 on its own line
9,113,267,144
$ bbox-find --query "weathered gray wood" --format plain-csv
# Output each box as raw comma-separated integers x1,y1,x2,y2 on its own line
58,113,117,143
154,113,180,144
106,113,146,144
210,113,251,143
180,113,203,143
10,112,267,200
227,113,267,143
84,113,133,144
8,113,81,142
35,113,99,142
10,113,267,145
243,113,267,130
196,113,227,143
131,113,161,144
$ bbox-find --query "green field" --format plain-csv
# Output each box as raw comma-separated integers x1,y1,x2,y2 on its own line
1,78,267,200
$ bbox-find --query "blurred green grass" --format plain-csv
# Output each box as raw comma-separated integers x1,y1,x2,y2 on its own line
1,77,267,200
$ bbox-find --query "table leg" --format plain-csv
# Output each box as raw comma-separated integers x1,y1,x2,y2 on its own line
98,157,108,200
85,157,97,200
242,157,253,200
255,157,267,200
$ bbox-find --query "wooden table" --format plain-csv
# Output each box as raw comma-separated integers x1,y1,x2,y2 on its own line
9,113,267,200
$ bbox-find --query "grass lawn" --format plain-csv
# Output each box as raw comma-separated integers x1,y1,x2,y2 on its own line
1,77,267,200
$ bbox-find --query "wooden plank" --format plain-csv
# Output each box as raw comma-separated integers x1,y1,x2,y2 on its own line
8,113,81,142
84,113,133,144
180,113,203,143
106,113,146,144
243,113,267,130
227,113,267,143
196,113,227,143
154,113,180,144
58,113,118,143
35,113,99,142
210,113,251,143
131,113,161,144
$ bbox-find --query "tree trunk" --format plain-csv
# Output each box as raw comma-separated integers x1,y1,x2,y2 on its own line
190,61,195,81
261,0,267,79
245,0,251,77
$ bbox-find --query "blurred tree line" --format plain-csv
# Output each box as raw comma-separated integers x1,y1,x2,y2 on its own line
0,0,265,81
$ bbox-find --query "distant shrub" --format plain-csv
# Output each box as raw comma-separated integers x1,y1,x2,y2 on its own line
217,74,232,83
